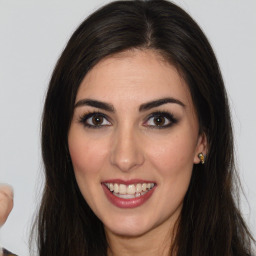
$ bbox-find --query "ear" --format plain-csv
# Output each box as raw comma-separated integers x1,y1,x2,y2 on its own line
193,132,208,164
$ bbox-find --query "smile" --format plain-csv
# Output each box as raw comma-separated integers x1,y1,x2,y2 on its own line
104,182,155,199
102,180,157,208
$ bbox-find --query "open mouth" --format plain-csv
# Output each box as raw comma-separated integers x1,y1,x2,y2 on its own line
104,182,156,199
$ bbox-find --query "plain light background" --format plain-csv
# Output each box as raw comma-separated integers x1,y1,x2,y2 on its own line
0,0,255,255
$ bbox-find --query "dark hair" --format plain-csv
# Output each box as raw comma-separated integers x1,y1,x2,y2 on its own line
36,0,255,255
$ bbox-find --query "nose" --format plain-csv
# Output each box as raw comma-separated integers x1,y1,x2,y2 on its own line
110,126,144,172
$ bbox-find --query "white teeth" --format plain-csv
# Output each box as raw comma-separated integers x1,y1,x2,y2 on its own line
109,183,114,192
142,183,147,192
114,183,119,193
104,182,155,197
119,184,126,194
135,192,141,197
114,191,148,199
127,184,135,194
136,184,142,193
115,194,137,199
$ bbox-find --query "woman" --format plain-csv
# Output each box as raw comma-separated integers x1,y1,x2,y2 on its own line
36,0,254,255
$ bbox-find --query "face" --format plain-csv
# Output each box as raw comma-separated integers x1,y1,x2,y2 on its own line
68,49,206,239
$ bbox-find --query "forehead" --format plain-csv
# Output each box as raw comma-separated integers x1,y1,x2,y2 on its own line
76,49,192,107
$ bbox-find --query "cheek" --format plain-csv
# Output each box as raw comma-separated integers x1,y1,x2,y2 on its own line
147,133,196,173
68,129,110,209
146,132,196,212
68,130,108,177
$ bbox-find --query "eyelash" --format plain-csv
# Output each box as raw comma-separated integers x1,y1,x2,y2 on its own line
144,111,178,129
78,111,178,129
78,111,111,129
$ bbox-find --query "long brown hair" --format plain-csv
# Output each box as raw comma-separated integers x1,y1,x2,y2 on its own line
36,1,255,255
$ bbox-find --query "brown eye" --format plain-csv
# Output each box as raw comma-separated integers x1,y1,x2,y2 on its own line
81,113,111,128
92,115,104,125
143,112,177,129
153,116,166,126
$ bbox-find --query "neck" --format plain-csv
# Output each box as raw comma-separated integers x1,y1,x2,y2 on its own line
105,219,178,256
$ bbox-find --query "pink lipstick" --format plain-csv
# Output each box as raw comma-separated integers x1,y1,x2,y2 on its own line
101,179,156,208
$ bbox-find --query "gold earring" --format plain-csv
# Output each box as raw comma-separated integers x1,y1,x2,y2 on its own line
198,153,205,164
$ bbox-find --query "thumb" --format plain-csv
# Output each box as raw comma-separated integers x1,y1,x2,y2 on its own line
0,184,14,227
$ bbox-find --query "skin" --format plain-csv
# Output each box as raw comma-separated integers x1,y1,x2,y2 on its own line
0,184,13,227
68,49,207,256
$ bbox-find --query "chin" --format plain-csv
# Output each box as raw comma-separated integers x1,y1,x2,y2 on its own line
103,213,158,237
106,224,152,238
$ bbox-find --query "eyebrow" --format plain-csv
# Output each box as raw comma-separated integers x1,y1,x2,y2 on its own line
74,97,185,112
74,99,115,112
139,97,185,111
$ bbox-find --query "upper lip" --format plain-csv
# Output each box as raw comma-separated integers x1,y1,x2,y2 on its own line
102,179,156,185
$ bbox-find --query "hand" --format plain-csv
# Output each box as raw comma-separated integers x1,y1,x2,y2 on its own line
0,184,13,227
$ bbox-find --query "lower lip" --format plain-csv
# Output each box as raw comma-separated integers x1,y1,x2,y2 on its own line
102,184,156,209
